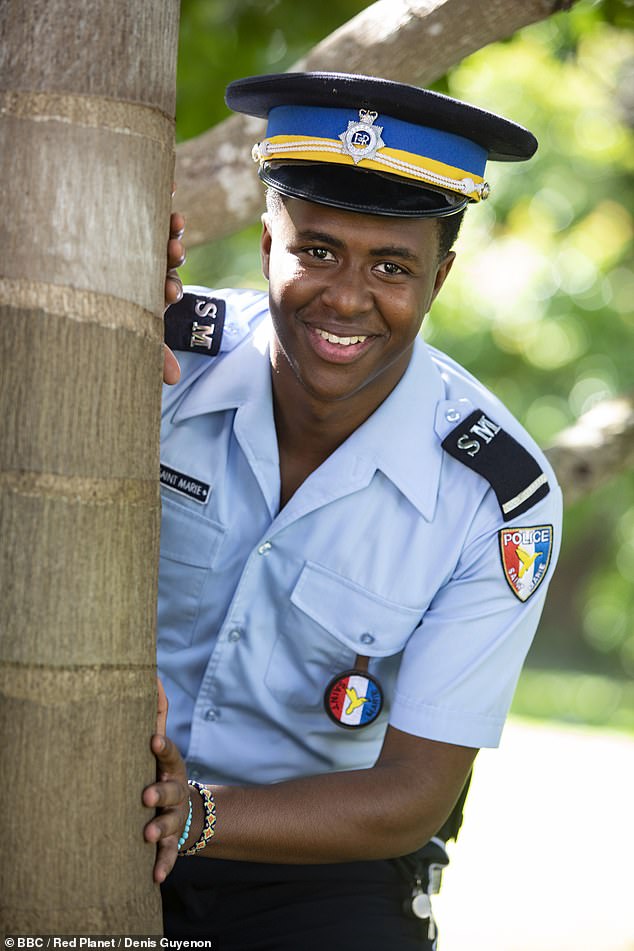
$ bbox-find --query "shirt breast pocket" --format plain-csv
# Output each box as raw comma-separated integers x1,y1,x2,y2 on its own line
264,560,422,711
158,493,226,650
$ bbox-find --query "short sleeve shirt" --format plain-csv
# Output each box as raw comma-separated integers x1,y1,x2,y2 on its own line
158,288,562,786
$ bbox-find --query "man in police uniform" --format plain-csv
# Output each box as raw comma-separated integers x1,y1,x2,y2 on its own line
144,72,562,949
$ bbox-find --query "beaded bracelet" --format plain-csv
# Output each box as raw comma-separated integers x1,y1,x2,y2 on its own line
180,780,217,855
177,795,193,851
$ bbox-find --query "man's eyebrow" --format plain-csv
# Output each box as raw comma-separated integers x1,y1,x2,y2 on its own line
296,231,421,263
296,229,345,249
368,244,420,263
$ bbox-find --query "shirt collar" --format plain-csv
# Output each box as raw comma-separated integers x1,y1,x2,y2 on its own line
172,317,271,422
172,319,446,522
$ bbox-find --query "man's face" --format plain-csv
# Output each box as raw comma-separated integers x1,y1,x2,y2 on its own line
261,197,454,417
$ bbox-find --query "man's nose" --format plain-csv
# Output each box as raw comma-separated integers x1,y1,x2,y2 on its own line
320,268,373,319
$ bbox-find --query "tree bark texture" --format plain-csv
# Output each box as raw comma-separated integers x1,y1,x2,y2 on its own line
175,0,576,246
546,395,634,505
0,0,179,934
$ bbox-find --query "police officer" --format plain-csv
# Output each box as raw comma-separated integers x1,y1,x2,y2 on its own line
144,72,562,950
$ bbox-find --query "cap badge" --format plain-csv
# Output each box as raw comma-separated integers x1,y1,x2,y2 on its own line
324,668,384,729
339,109,385,164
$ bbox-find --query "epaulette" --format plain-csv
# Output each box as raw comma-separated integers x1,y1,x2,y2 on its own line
164,292,226,356
441,409,550,521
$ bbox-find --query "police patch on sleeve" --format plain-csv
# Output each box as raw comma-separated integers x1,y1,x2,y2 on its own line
324,670,383,729
499,525,554,601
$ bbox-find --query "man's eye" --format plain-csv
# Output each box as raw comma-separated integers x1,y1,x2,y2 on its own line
305,247,334,261
376,262,405,275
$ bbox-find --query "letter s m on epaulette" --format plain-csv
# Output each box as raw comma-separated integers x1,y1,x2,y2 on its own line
441,409,550,521
164,292,226,356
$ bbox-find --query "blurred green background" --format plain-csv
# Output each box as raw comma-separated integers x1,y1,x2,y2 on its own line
175,0,634,731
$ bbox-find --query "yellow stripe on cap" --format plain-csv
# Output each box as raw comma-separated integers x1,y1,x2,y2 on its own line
253,134,489,202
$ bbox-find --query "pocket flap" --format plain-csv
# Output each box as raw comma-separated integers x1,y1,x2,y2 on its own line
160,494,225,568
290,561,421,657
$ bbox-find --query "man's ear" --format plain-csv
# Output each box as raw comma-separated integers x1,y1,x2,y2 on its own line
260,213,272,281
428,251,455,310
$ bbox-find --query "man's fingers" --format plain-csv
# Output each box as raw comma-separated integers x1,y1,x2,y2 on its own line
170,210,185,238
163,344,181,385
167,236,185,270
143,776,185,810
165,214,185,313
143,774,189,884
165,268,183,305
156,677,169,736
153,837,179,884
144,803,183,841
150,733,186,776
150,732,187,779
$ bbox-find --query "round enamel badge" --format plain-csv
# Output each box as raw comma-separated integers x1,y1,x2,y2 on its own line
324,669,384,729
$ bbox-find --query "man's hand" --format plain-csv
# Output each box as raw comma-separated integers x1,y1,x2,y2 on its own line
165,211,185,307
163,210,185,385
143,678,191,883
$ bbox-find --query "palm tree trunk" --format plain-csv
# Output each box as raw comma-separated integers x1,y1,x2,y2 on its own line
0,0,180,933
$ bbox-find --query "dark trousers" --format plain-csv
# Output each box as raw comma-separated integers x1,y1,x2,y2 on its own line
162,854,438,950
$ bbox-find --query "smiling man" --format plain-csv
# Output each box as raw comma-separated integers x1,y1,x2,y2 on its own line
145,72,562,950
264,196,456,506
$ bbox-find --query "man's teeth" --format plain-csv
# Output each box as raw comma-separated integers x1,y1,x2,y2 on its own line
315,328,368,346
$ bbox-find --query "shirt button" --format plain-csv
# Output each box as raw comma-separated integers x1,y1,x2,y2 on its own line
228,628,242,642
257,541,272,555
360,633,375,645
204,708,220,722
445,408,461,423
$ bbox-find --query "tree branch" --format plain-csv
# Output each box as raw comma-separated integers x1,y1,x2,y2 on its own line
175,0,577,246
546,395,634,504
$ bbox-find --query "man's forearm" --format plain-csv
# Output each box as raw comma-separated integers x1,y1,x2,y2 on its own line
184,737,476,864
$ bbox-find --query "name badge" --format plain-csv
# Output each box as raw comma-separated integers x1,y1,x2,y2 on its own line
160,464,211,504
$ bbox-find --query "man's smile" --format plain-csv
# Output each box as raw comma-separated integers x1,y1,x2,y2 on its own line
314,328,368,346
302,321,378,364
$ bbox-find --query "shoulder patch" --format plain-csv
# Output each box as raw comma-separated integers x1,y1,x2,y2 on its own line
499,524,553,601
441,409,549,521
164,292,226,356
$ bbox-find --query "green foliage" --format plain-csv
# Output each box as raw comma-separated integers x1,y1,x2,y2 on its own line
511,668,634,732
175,0,634,724
176,0,369,140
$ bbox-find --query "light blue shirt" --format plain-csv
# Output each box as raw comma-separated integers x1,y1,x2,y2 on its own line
158,288,562,786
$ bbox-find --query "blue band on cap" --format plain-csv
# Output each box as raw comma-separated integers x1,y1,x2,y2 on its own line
267,105,487,177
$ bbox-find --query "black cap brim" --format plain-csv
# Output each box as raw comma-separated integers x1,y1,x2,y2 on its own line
259,162,468,218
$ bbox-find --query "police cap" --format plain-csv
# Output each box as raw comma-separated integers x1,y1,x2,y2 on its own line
225,71,537,218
